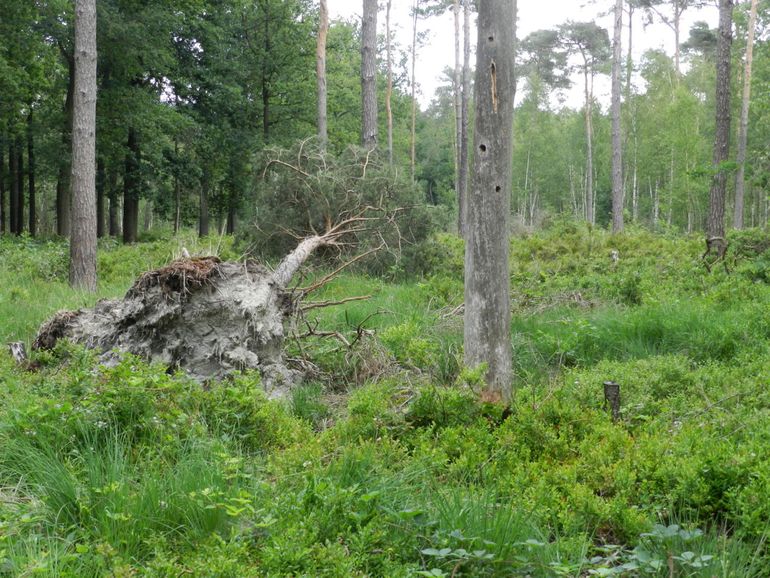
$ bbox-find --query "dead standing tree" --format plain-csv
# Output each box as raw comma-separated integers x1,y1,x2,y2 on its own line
34,144,419,397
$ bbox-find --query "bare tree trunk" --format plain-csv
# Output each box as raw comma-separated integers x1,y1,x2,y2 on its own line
9,140,19,235
96,157,105,238
15,136,24,234
123,127,140,244
464,0,515,402
706,0,734,251
632,138,639,222
583,65,595,224
107,164,120,237
453,0,462,210
626,1,634,94
262,4,271,143
27,113,36,236
458,0,471,238
69,0,98,291
226,195,236,235
199,168,210,237
733,0,758,230
317,0,328,149
611,0,624,233
410,0,418,182
361,0,378,148
385,0,394,164
173,140,181,235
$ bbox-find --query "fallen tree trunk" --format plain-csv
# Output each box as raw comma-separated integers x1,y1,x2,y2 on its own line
33,248,329,397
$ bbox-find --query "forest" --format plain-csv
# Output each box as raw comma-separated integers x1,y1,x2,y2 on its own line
2,0,770,576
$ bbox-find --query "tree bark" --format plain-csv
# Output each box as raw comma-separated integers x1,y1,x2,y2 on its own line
57,54,75,237
733,0,758,230
361,0,378,148
69,0,98,291
317,0,329,149
611,0,624,233
706,0,733,249
27,112,36,237
96,157,105,238
123,127,140,244
464,0,515,402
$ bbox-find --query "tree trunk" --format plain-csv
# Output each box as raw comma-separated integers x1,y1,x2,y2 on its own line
0,142,5,234
674,10,681,78
458,0,471,238
626,1,634,95
464,0,515,402
583,64,595,225
69,0,98,291
123,127,140,244
15,136,24,235
361,0,378,148
27,113,36,237
706,0,734,249
57,55,75,238
9,140,19,235
453,0,462,210
96,157,105,238
226,194,236,235
317,0,328,149
385,0,394,164
611,0,624,233
108,164,120,237
199,168,210,237
733,0,758,230
262,4,271,143
173,141,181,235
410,0,418,181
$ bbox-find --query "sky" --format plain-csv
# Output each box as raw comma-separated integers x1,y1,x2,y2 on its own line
329,0,720,109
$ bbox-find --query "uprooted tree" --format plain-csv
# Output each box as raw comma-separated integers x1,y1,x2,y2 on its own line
33,143,432,397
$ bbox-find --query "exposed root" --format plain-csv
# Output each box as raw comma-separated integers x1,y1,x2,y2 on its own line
128,256,222,299
33,310,82,350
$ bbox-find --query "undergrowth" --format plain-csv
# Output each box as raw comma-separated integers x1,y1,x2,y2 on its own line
1,224,770,575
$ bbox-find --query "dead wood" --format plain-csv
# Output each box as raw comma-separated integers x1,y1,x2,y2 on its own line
33,217,386,397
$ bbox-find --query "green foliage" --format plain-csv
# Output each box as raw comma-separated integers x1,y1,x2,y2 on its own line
245,142,437,276
3,230,770,575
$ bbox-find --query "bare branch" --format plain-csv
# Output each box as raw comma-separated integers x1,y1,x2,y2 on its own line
300,242,385,295
301,294,373,312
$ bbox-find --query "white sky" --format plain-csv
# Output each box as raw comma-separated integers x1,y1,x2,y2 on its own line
329,0,720,109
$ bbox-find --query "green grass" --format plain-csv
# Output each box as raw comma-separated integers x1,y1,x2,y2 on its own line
2,226,770,575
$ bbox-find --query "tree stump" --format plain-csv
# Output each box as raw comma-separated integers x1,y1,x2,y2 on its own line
8,342,28,364
603,380,621,422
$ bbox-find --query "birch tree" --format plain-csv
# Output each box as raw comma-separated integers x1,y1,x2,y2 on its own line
734,0,759,229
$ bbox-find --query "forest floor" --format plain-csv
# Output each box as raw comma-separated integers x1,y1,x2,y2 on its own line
1,224,770,576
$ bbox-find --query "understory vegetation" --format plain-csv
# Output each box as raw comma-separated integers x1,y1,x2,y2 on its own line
2,225,770,576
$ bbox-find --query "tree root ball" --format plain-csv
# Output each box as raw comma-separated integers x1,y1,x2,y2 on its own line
34,257,298,397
